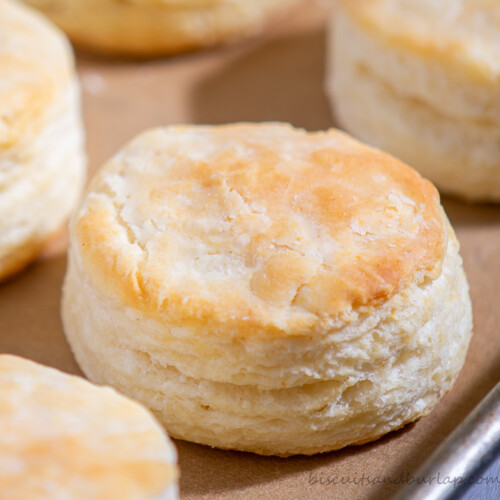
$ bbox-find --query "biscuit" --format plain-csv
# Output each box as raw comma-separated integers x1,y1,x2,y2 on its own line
327,0,500,201
0,0,85,281
0,355,178,499
23,0,300,57
62,123,473,456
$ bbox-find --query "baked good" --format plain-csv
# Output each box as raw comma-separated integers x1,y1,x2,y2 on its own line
0,0,85,281
327,0,500,202
0,354,178,499
23,0,300,57
62,123,473,456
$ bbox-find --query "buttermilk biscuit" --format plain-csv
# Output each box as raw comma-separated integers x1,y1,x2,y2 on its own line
23,0,300,57
0,0,85,281
327,0,500,202
0,355,178,500
62,123,472,456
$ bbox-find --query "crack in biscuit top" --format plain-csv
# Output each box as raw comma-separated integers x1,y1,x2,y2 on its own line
75,124,445,336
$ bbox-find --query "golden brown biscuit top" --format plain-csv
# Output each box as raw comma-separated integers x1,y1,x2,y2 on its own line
0,0,73,148
341,0,500,83
0,355,177,500
75,124,445,336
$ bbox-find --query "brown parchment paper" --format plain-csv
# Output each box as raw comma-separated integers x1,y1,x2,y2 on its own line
1,2,499,499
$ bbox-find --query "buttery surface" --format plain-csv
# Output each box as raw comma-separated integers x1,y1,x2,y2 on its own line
75,124,445,335
0,355,177,500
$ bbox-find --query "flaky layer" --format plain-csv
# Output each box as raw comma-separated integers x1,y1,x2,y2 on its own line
62,222,472,455
62,123,472,455
72,124,445,338
0,0,86,281
65,214,452,390
328,10,500,201
0,78,86,281
338,0,500,116
24,0,299,56
0,355,178,499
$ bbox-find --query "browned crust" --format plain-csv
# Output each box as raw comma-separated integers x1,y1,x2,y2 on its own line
73,124,446,337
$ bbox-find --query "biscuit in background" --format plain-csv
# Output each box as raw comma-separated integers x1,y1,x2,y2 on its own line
62,123,472,456
327,0,500,202
0,0,86,281
24,0,301,57
0,355,178,500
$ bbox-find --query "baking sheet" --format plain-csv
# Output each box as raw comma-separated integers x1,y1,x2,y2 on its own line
1,2,499,499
